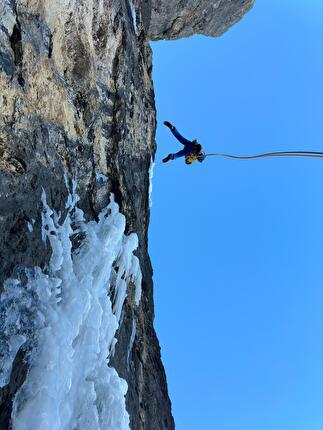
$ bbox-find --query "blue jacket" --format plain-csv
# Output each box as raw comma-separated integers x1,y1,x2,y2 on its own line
171,128,195,159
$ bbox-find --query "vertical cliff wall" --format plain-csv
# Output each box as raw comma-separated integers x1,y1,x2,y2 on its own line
0,1,254,429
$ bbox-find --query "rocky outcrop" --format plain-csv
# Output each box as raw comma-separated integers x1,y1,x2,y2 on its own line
0,1,253,429
149,0,255,40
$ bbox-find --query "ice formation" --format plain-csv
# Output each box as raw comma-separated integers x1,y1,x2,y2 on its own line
127,0,138,34
0,183,142,430
96,172,108,183
26,219,35,233
127,319,136,370
148,158,155,208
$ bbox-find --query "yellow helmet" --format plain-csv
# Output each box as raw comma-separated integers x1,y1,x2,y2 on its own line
185,155,197,164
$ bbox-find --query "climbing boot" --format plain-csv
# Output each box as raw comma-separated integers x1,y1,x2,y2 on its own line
162,153,174,163
163,121,175,130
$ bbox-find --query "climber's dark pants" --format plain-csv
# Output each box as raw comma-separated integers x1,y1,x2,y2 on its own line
170,128,194,159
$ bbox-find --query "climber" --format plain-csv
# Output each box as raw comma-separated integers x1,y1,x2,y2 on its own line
162,121,206,164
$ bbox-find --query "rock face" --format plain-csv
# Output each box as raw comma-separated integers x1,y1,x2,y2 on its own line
149,0,255,40
0,1,253,429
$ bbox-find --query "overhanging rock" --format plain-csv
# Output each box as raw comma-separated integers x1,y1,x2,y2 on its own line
149,0,255,40
0,1,254,429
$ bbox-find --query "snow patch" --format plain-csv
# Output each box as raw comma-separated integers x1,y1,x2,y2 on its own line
0,185,142,430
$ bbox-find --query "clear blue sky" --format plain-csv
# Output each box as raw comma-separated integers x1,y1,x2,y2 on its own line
150,2,322,430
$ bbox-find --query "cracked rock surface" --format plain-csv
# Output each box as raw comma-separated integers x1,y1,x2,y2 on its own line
149,0,254,40
0,1,253,428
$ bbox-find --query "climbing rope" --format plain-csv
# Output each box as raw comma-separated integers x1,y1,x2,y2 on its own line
205,151,323,160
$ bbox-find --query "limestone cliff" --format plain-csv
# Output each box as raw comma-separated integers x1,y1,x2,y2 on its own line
0,1,254,429
149,0,254,40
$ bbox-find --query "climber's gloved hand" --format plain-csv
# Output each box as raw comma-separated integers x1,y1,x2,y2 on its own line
163,121,175,130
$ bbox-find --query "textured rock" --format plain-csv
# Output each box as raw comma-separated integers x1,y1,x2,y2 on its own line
0,0,253,429
149,0,254,40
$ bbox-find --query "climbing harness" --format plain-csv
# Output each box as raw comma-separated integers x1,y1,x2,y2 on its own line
205,151,323,160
